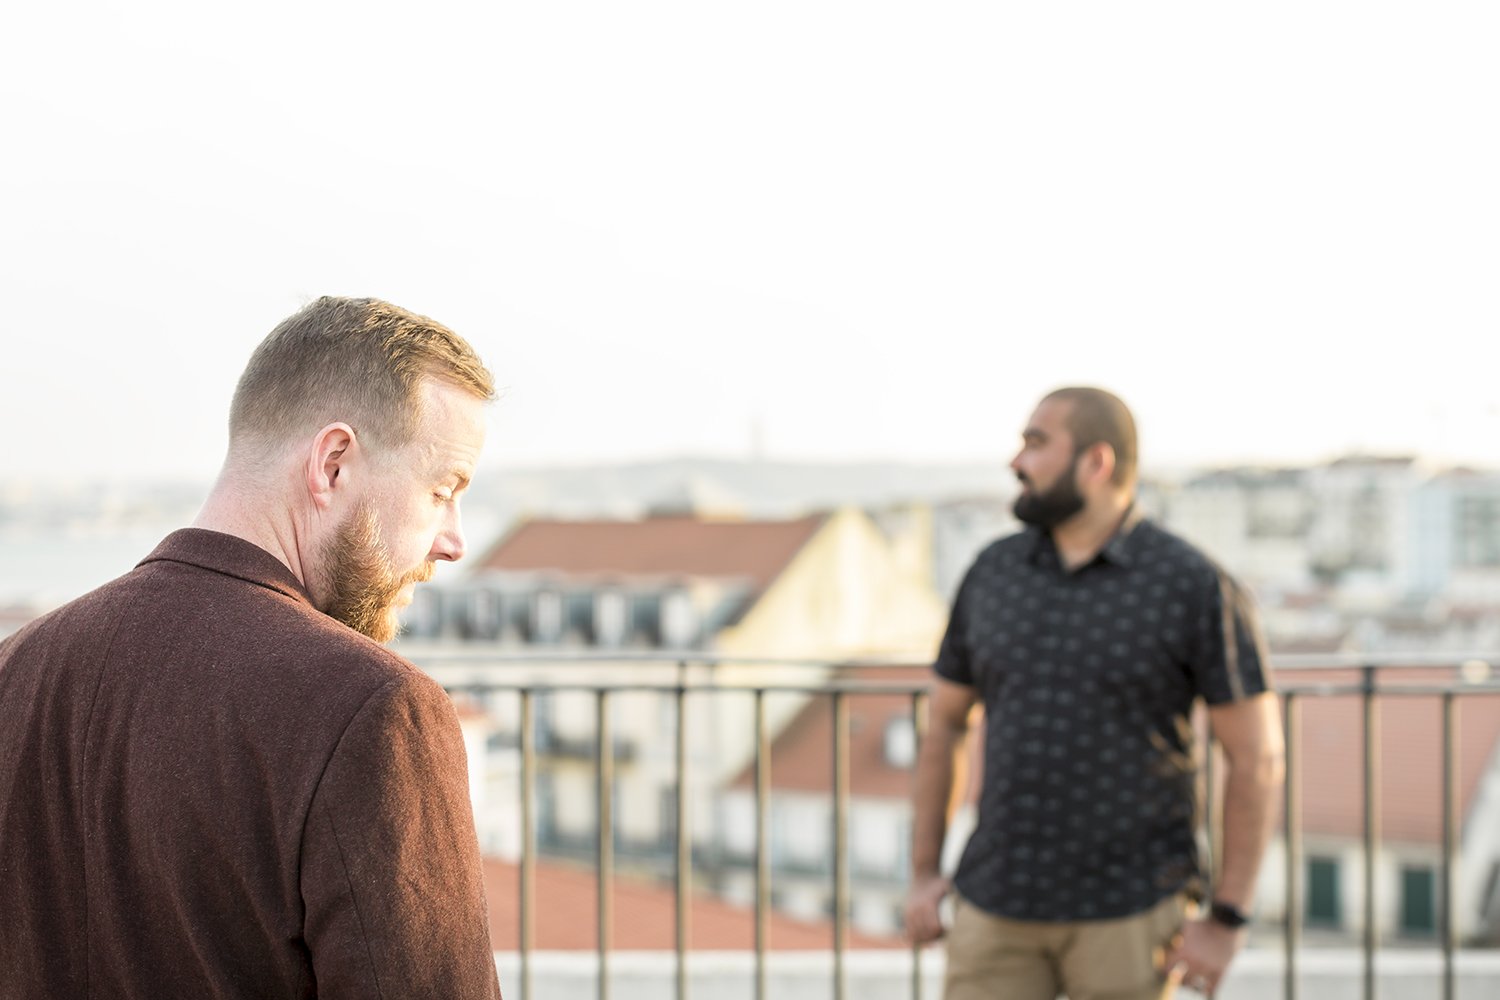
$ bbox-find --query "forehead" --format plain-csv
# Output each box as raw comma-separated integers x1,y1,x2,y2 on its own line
1023,397,1076,444
404,379,487,469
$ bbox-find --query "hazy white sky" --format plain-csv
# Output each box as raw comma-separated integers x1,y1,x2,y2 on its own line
3,2,1497,484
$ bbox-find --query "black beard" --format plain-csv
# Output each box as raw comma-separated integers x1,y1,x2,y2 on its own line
1013,452,1086,528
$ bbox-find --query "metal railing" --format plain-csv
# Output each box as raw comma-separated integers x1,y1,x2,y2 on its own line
414,649,1500,1000
1262,656,1497,1000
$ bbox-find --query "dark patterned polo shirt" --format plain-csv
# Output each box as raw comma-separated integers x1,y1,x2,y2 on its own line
934,511,1272,922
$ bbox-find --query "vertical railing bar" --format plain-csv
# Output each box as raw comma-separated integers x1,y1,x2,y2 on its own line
754,689,770,1000
520,689,535,1000
597,690,613,1000
1283,692,1301,1000
675,679,690,1000
1442,693,1458,1000
832,691,849,1000
911,689,930,1000
1362,666,1379,1000
1202,709,1217,886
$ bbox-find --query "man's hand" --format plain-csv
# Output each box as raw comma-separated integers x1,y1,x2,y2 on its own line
1162,917,1244,996
904,873,952,944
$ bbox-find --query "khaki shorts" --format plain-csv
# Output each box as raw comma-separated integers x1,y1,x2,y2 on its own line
943,892,1189,1000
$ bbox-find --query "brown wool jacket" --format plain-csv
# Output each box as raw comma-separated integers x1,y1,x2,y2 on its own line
0,529,503,1000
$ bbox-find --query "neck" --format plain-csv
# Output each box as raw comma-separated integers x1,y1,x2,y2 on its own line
192,465,311,591
1051,492,1134,571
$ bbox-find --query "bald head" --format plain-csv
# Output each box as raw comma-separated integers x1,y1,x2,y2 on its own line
1041,386,1138,486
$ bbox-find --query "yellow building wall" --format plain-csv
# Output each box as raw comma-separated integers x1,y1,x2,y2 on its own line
716,506,948,662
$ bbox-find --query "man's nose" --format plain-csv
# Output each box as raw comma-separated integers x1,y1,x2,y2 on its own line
432,507,467,563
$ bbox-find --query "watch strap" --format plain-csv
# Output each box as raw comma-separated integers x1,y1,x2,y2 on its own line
1208,899,1250,929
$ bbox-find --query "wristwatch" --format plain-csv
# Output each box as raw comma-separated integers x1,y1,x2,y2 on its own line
1208,900,1250,929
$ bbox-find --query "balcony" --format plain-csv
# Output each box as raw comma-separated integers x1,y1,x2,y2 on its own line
413,649,1500,1000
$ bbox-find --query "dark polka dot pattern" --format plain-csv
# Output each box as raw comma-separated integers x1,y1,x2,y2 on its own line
934,515,1272,922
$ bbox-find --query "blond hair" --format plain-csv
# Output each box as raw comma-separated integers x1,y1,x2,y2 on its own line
228,296,495,454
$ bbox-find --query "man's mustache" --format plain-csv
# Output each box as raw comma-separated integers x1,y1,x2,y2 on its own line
401,562,436,587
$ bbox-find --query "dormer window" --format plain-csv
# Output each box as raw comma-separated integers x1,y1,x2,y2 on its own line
464,587,500,640
404,587,443,638
595,589,628,647
531,589,563,645
564,591,594,645
660,589,697,649
630,593,662,647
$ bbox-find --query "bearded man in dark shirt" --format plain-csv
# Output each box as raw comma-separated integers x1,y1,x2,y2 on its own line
904,387,1284,1000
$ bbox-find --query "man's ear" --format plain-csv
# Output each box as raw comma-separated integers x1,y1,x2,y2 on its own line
305,422,358,511
1086,443,1117,488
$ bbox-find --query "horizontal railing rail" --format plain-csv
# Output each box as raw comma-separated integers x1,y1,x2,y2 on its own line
412,649,1500,1000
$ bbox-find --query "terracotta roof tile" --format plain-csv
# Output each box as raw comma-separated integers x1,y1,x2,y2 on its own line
481,856,903,951
472,515,827,594
1286,668,1500,844
731,666,933,800
734,665,1500,846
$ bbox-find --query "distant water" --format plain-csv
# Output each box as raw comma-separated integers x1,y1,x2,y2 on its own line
0,512,510,610
0,527,178,607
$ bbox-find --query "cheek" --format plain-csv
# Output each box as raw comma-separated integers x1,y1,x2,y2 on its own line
384,502,441,562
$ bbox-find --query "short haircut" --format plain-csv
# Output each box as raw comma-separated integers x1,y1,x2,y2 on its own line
1042,386,1138,485
228,296,495,454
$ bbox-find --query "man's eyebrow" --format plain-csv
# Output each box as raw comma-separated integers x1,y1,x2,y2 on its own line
1022,428,1047,444
440,468,473,491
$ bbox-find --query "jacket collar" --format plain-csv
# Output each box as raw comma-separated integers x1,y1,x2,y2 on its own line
138,528,314,607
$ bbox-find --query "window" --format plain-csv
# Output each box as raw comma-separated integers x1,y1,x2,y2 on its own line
1481,861,1500,923
563,591,594,642
533,690,556,752
631,593,662,646
595,589,628,647
658,788,679,850
1306,856,1341,927
463,587,500,640
1457,495,1500,568
661,589,698,648
1400,865,1438,937
884,717,916,768
536,772,557,844
531,590,563,644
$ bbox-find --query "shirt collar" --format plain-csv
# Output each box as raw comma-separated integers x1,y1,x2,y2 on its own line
1027,503,1146,572
1098,504,1146,567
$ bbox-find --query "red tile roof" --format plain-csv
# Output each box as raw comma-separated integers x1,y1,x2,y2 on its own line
733,665,1500,846
729,666,936,800
472,514,828,594
1287,667,1500,844
481,856,903,951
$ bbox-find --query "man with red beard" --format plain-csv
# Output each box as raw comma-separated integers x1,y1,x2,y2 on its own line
904,388,1284,1000
0,297,504,999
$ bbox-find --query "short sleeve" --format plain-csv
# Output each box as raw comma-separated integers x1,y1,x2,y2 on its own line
300,673,503,1000
933,567,977,687
1187,567,1273,705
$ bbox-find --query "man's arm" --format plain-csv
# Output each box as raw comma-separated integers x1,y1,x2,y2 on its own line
1209,691,1285,910
300,674,503,1000
1167,691,1285,995
903,676,978,944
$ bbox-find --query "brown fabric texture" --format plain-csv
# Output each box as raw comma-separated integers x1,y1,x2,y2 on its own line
0,529,503,1000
